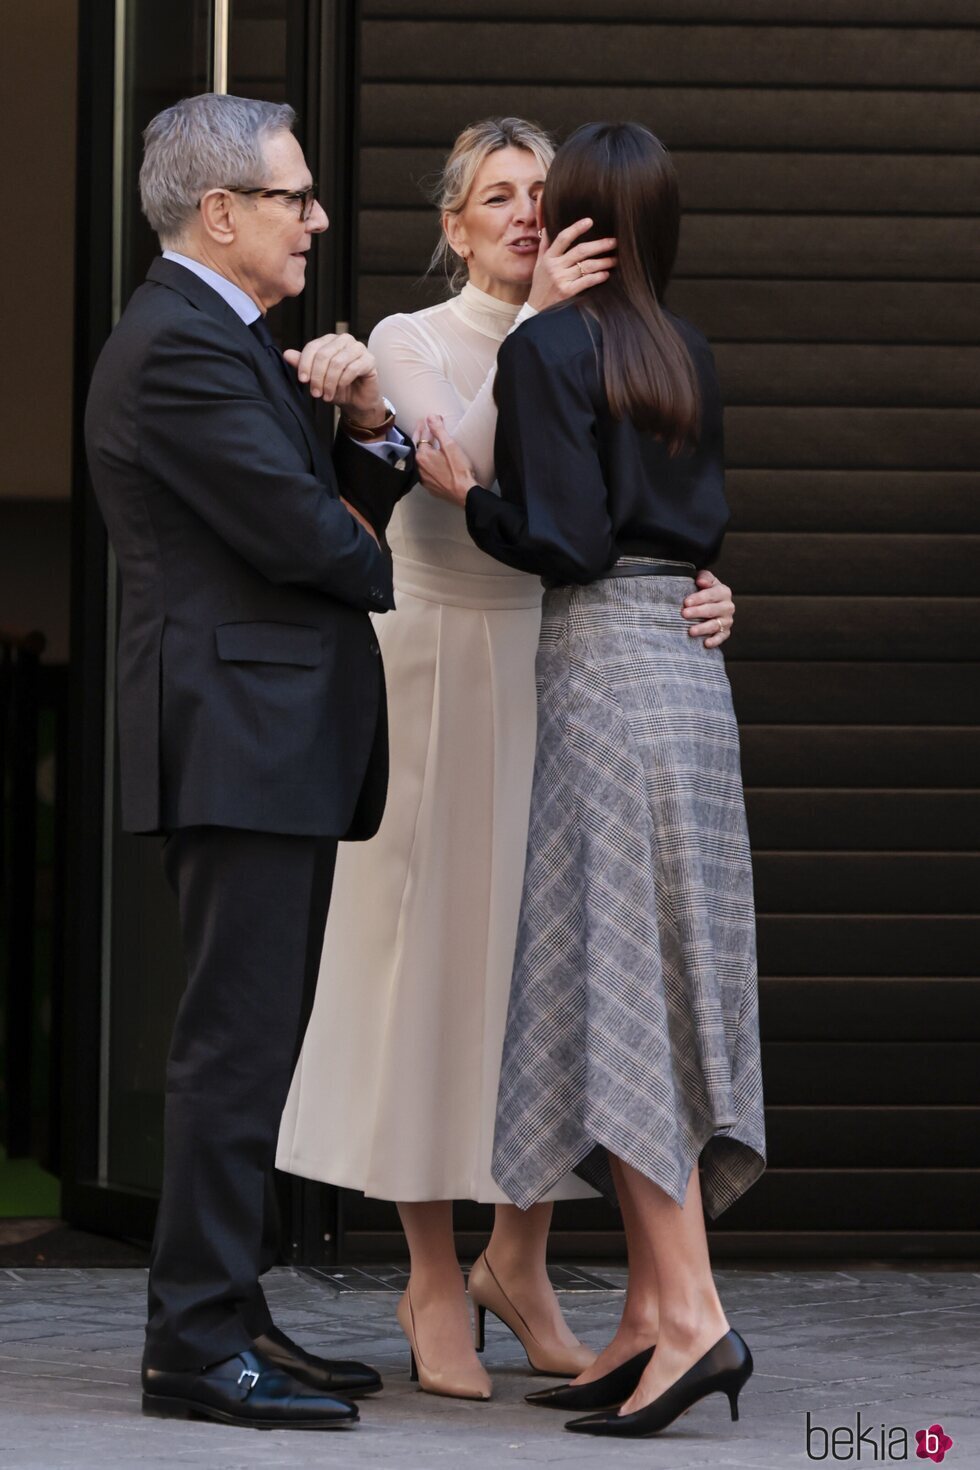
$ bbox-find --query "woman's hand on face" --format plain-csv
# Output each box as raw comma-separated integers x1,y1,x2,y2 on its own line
414,416,476,507
527,219,617,312
682,570,735,649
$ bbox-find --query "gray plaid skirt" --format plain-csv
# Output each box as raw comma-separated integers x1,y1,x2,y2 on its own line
490,566,766,1217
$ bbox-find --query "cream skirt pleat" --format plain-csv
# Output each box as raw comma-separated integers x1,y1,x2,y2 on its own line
278,558,595,1204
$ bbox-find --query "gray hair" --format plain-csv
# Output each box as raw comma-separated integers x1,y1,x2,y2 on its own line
427,117,555,294
140,92,297,245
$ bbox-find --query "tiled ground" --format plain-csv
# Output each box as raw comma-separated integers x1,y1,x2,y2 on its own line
0,1265,978,1469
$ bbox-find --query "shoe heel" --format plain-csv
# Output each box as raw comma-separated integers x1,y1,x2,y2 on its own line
475,1304,487,1353
409,1350,419,1383
726,1343,753,1423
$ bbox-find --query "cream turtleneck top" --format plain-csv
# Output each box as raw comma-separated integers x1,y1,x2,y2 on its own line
368,282,537,576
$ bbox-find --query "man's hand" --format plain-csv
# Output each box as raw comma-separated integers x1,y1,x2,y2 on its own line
682,569,735,648
414,416,475,508
284,334,385,422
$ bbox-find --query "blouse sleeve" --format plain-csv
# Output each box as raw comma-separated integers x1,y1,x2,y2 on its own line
369,303,537,490
465,325,616,583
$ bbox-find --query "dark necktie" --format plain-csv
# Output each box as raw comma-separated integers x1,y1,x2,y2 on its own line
249,315,307,409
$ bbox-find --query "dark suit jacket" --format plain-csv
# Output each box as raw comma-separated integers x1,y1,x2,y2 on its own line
85,257,414,837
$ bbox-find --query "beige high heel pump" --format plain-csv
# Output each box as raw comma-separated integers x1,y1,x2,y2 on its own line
467,1251,596,1377
396,1285,492,1400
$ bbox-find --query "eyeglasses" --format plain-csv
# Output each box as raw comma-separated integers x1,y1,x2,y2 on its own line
220,182,319,222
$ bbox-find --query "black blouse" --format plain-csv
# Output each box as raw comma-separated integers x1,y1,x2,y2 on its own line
465,303,728,583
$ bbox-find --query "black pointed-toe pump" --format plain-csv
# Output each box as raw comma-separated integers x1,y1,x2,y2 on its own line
565,1328,752,1438
525,1347,655,1411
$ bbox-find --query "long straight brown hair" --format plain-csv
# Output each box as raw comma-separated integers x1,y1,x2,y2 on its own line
542,122,700,453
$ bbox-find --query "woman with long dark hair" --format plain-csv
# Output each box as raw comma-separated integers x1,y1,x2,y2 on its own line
416,121,766,1438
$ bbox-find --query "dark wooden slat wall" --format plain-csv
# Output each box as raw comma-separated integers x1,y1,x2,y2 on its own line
352,2,980,1256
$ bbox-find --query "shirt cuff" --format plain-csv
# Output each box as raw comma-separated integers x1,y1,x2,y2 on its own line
350,426,413,467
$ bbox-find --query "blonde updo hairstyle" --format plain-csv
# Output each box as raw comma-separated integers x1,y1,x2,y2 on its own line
428,117,555,294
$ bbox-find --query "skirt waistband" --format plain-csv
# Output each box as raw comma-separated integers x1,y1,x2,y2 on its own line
543,556,696,591
393,554,544,610
605,556,697,580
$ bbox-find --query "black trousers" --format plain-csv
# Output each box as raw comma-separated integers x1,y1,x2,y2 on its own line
145,826,337,1370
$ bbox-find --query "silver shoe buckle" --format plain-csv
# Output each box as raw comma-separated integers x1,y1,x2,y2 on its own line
237,1367,260,1393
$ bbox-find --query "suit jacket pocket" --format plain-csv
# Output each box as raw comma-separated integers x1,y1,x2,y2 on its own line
215,621,322,667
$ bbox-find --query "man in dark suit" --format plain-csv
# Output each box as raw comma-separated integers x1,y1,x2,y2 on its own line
85,93,414,1430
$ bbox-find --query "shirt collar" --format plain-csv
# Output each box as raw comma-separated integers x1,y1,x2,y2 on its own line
161,250,261,325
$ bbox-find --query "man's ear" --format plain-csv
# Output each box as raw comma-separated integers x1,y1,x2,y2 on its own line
198,188,237,246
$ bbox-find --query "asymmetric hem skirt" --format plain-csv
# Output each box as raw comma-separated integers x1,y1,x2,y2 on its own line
490,572,767,1217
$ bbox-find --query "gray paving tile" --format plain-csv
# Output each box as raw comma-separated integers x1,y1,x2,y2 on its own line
0,1267,977,1468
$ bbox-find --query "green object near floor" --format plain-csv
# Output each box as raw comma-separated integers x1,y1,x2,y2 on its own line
0,1148,60,1217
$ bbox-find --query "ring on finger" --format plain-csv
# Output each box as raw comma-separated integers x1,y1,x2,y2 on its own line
716,617,725,634
577,261,586,277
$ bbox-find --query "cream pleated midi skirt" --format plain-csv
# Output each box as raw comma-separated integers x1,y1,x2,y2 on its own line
278,550,596,1204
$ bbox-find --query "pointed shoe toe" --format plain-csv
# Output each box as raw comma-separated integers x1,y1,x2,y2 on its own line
525,1346,655,1411
525,1383,574,1407
566,1410,618,1435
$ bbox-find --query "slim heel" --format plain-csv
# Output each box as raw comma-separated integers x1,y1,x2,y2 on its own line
409,1350,418,1383
727,1387,740,1422
475,1303,487,1353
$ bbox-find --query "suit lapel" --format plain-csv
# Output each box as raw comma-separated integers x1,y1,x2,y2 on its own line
249,340,331,480
145,257,332,481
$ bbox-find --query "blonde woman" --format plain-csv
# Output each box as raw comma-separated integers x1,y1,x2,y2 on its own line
277,118,737,1400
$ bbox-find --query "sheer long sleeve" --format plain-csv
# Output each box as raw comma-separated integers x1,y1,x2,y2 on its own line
369,304,536,490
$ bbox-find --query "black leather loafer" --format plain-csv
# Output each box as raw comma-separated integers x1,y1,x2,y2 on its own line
253,1325,382,1397
525,1346,655,1411
141,1347,359,1429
